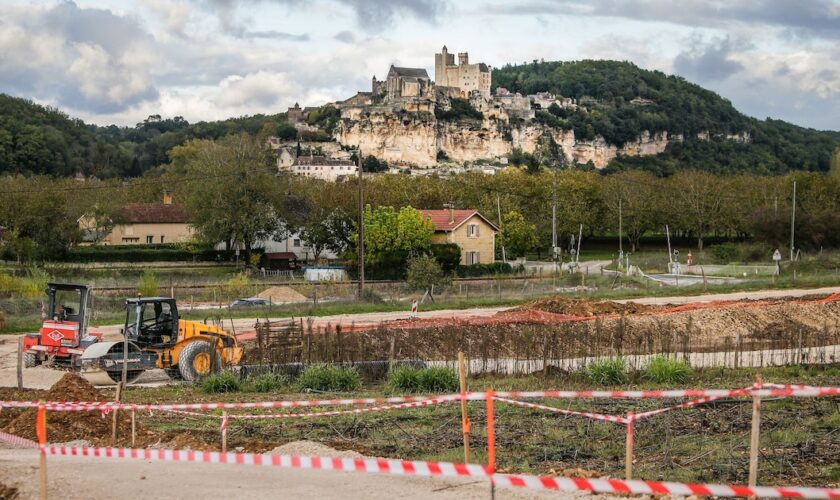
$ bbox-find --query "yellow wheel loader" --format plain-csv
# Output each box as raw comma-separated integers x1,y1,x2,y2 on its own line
80,297,243,384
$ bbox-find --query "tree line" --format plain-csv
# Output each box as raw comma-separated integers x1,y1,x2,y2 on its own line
2,134,839,266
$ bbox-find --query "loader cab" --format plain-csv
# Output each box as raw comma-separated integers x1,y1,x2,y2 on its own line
124,297,180,348
45,283,91,336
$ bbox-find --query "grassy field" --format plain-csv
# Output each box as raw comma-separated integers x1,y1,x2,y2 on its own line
115,364,840,486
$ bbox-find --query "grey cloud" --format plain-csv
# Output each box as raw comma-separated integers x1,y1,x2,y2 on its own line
482,0,840,39
245,30,309,40
34,1,151,54
334,30,356,43
673,36,745,81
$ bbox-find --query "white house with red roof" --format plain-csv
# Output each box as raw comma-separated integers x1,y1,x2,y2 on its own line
418,208,498,265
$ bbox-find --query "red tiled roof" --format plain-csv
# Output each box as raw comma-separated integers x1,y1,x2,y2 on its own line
418,209,498,232
119,204,191,224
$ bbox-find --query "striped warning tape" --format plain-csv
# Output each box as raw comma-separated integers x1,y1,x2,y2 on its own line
0,430,39,449
492,396,629,424
38,444,840,498
3,385,839,412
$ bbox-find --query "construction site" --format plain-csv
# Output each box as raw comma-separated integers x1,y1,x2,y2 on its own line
0,284,839,499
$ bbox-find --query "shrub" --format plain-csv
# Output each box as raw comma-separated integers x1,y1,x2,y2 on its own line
417,367,458,392
250,372,289,393
138,269,158,297
455,262,514,278
586,357,628,385
644,356,693,384
295,363,362,392
388,366,459,393
200,371,242,393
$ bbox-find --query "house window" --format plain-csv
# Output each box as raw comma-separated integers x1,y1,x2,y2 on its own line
122,237,140,243
160,235,165,244
467,251,480,265
467,224,480,238
293,239,301,247
146,235,154,244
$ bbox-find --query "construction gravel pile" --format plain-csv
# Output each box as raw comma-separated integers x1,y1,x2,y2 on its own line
255,286,308,303
270,440,364,459
515,297,660,317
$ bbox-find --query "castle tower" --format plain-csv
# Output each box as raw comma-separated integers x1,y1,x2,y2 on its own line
458,52,468,65
435,45,456,86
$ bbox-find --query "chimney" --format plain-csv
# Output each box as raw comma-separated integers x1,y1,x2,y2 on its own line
443,202,454,223
163,190,173,205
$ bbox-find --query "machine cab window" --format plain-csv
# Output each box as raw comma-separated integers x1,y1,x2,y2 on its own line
51,288,82,323
125,299,177,346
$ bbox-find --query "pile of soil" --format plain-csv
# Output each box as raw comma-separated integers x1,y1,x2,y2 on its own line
749,318,818,341
0,373,141,446
255,286,307,303
516,297,659,317
0,482,19,499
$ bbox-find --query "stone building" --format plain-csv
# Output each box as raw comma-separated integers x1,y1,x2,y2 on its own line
373,66,433,100
291,155,357,182
419,208,498,265
434,46,491,98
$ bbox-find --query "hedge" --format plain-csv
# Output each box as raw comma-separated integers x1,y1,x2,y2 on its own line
65,244,242,263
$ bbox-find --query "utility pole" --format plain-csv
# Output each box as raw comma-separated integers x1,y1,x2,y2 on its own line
552,161,558,260
790,180,796,262
496,194,506,263
618,197,623,256
357,149,365,297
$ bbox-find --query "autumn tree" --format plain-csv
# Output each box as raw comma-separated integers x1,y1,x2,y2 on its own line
499,210,538,258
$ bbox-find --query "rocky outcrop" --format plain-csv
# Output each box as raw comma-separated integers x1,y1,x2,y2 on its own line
336,113,681,168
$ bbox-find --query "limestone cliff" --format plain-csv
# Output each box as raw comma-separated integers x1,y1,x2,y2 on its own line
336,114,676,168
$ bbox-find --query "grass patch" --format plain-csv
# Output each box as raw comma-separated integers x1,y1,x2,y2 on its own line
387,366,458,393
249,373,289,393
199,371,242,394
295,363,362,392
643,355,693,384
586,357,628,385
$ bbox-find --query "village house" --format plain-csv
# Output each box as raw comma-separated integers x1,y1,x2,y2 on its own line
291,155,357,181
419,208,498,265
79,192,192,245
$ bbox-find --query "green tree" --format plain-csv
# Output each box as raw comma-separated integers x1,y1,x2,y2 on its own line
830,148,840,181
406,254,449,301
499,210,539,258
362,155,388,173
361,205,435,261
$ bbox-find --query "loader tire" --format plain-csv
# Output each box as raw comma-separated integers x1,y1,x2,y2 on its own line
178,341,222,382
23,352,39,368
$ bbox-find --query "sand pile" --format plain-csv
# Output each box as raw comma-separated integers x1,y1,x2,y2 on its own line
255,286,308,303
269,440,363,459
1,373,138,445
517,297,659,317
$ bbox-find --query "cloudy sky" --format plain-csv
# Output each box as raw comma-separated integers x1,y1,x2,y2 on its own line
1,0,838,130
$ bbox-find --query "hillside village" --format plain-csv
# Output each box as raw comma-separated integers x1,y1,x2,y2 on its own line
271,45,753,179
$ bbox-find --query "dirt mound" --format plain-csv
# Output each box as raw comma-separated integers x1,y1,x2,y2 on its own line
750,318,817,341
0,482,19,500
255,286,307,303
269,440,364,459
1,373,138,446
516,297,659,317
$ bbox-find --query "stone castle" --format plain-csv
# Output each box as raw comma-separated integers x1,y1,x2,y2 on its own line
434,46,491,97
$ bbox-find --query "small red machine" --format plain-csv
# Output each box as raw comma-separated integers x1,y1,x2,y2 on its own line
22,283,103,367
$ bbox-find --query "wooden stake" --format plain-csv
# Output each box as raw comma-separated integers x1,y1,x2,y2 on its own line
458,351,471,463
131,409,136,447
388,336,396,372
625,414,635,479
111,384,122,445
222,411,228,452
17,336,23,390
748,374,762,487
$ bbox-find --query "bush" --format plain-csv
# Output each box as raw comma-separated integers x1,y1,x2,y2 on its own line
138,269,158,297
406,254,450,292
586,357,628,385
200,371,242,393
455,262,514,278
250,372,289,393
295,363,362,392
387,366,459,393
644,356,693,384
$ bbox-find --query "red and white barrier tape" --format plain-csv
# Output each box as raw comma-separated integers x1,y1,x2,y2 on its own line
3,385,839,412
492,397,629,424
0,430,39,449
39,444,840,498
631,394,728,421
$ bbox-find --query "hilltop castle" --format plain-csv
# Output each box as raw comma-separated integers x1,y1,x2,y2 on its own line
434,46,491,97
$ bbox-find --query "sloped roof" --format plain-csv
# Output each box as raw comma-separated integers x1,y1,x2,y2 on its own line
418,209,499,233
478,63,490,72
390,66,429,78
120,203,191,224
293,155,356,166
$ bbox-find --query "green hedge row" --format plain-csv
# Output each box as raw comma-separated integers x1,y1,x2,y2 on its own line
65,244,240,263
455,262,515,277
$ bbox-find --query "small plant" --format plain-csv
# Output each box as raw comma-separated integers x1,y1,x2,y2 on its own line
644,356,693,384
138,269,158,297
387,366,458,393
295,363,361,392
586,357,628,385
200,371,242,394
250,372,289,393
